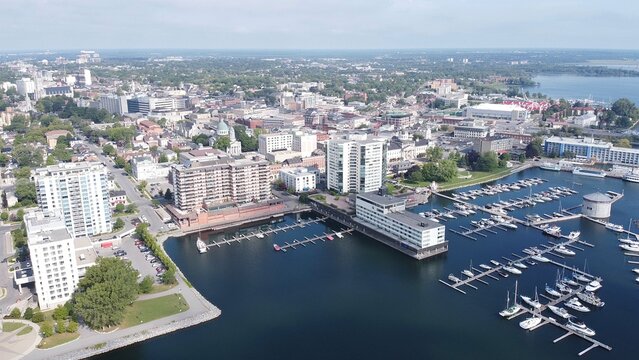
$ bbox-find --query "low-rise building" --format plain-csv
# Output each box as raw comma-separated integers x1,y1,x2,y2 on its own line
472,136,514,154
465,103,528,122
355,192,446,252
454,119,494,138
109,190,128,208
279,167,317,193
544,136,639,165
131,156,172,181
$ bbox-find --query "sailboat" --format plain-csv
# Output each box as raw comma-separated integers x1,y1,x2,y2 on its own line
196,234,207,254
519,316,542,330
462,261,474,278
499,281,522,317
520,287,542,309
545,282,562,298
573,261,591,282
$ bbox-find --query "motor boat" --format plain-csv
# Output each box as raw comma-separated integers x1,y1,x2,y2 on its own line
605,222,624,233
556,281,572,294
620,243,639,252
564,298,590,313
585,280,602,292
525,259,537,266
513,262,527,269
566,317,596,337
443,212,456,219
573,272,590,283
479,264,492,270
544,226,562,238
545,283,562,298
576,291,605,307
462,269,474,277
490,260,501,267
503,265,522,275
633,268,639,276
448,274,461,283
555,245,576,256
567,231,581,240
196,236,208,254
496,270,509,278
519,316,542,330
548,305,571,319
273,244,281,251
531,254,550,263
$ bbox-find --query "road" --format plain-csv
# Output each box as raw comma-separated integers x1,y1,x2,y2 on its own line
85,141,166,233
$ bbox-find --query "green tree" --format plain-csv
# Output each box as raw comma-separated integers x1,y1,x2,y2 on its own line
425,146,444,162
12,144,43,167
164,188,173,200
192,134,210,146
23,307,34,320
31,311,45,323
525,138,543,158
0,212,8,221
139,275,154,294
125,203,137,213
161,268,177,285
72,257,139,329
158,153,169,163
113,218,125,231
137,180,148,192
66,321,79,333
615,138,632,148
214,136,230,151
53,304,69,320
56,319,66,333
114,203,125,213
16,209,25,221
41,322,54,338
611,98,637,118
102,144,116,156
114,156,126,169
8,307,21,318
0,154,10,167
476,152,499,172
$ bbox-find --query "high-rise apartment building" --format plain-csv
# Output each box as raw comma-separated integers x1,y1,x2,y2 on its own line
32,162,112,237
258,133,293,155
327,139,386,194
172,156,271,211
292,132,317,157
99,94,129,115
25,210,78,310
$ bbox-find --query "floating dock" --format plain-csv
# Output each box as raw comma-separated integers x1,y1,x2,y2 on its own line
274,229,355,252
206,217,327,248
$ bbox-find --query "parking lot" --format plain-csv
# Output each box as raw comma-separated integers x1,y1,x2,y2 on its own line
109,234,166,283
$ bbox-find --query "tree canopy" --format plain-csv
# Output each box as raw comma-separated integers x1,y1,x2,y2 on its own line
72,257,139,329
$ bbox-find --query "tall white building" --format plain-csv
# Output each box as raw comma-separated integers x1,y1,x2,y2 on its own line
32,162,112,237
16,78,35,96
25,210,78,311
465,103,529,122
292,132,317,157
258,133,293,155
82,69,92,86
327,139,386,194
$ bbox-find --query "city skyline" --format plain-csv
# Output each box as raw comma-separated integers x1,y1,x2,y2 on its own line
2,0,638,50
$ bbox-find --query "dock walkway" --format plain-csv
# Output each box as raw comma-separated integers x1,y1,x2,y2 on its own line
206,217,327,248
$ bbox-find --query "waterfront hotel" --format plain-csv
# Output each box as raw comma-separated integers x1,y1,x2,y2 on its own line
544,136,639,165
355,192,446,251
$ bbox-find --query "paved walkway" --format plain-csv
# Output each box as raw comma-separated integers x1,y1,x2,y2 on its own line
0,319,41,360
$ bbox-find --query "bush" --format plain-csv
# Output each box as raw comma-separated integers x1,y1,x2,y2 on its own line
53,304,69,320
56,319,66,333
23,307,34,320
31,311,44,323
161,268,177,285
139,275,154,294
66,321,78,333
41,322,54,338
8,307,21,319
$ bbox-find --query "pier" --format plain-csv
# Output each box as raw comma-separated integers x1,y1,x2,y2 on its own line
206,217,327,248
275,229,355,252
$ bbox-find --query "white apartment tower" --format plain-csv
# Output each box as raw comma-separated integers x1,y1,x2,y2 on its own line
25,210,79,310
32,162,112,237
292,132,317,157
258,133,293,155
327,139,386,194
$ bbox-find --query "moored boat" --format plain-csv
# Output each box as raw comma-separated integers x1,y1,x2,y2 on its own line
572,167,606,178
548,305,571,319
519,316,542,330
540,162,561,171
273,244,281,251
513,262,527,269
499,282,522,318
503,265,522,275
555,245,576,256
585,280,602,292
479,264,492,270
576,291,605,307
605,222,624,233
545,283,562,298
531,254,550,263
565,317,596,337
196,236,208,254
520,287,542,309
565,298,590,313
567,231,581,240
448,274,461,283
623,172,639,183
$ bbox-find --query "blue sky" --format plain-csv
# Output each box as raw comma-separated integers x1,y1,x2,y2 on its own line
2,0,637,50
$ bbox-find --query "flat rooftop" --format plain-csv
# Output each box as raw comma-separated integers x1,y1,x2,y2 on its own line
385,211,442,231
470,103,526,112
357,192,405,207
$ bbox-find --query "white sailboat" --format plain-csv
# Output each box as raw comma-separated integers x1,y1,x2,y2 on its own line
519,316,542,330
520,287,542,310
499,281,522,317
196,234,207,254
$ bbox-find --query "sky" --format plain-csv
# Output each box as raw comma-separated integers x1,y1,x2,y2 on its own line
2,0,638,50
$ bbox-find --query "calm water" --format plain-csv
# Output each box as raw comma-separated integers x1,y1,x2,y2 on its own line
526,75,639,105
96,168,639,360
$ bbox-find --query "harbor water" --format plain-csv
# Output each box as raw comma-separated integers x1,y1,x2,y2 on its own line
95,168,639,360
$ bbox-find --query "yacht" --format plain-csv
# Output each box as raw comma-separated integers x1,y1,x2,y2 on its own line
555,245,576,256
273,244,281,251
544,226,562,238
576,291,605,307
490,260,502,267
479,264,492,270
605,222,625,233
633,268,639,276
573,271,591,283
335,232,344,239
572,167,606,178
513,262,527,269
567,231,581,240
531,254,550,263
255,233,265,239
196,236,208,254
548,305,571,319
520,288,542,309
623,171,639,183
499,282,522,318
519,316,542,330
443,212,456,219
565,298,590,313
540,162,561,171
566,317,596,337
545,283,562,298
585,280,602,292
620,243,639,252
462,269,474,278
556,281,572,294
503,265,522,275
448,274,461,283
501,222,519,229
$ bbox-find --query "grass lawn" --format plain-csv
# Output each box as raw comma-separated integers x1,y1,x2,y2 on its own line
38,332,80,349
402,168,513,191
120,294,189,329
17,325,33,336
149,283,177,294
2,321,24,332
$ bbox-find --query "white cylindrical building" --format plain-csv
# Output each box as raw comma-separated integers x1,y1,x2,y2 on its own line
582,192,612,218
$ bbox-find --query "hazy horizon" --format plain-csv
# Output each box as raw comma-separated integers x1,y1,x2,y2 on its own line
3,0,638,51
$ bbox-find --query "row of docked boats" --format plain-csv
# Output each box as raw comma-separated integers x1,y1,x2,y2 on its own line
470,215,518,230
452,178,545,200
418,208,456,222
451,203,477,217
486,187,577,214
